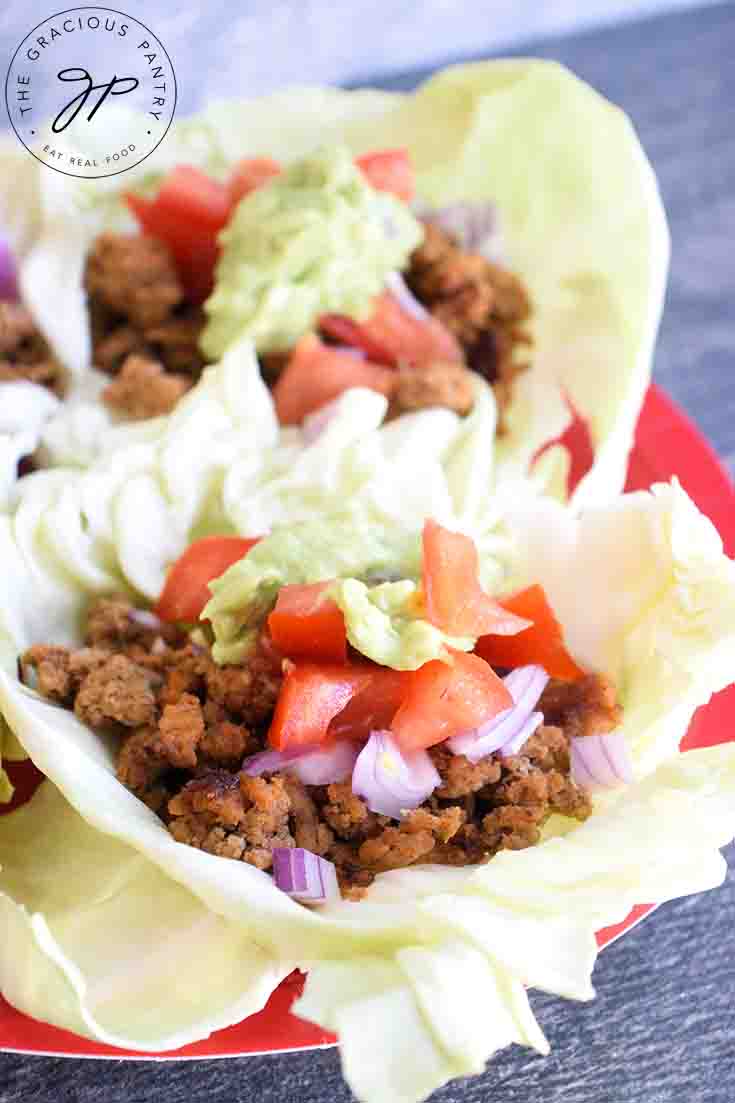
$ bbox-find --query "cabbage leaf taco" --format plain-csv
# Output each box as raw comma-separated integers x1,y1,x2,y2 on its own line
0,341,734,1103
0,59,668,507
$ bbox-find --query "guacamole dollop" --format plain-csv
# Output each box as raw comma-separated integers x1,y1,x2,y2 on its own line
200,145,423,359
202,514,473,669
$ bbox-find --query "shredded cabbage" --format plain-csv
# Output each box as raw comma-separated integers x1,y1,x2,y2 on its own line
0,382,60,511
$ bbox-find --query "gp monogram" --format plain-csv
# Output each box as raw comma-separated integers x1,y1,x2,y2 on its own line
4,7,177,178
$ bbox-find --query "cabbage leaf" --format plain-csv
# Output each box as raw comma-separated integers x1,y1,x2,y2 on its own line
1,60,668,504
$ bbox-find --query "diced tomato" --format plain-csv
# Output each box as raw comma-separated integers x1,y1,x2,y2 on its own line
475,584,585,681
170,233,221,304
317,313,395,366
268,581,347,663
125,193,219,303
391,649,512,752
126,166,231,303
269,664,373,750
320,290,462,369
228,156,282,207
155,166,231,232
328,666,409,742
422,519,531,639
154,536,261,623
356,149,414,202
272,334,395,425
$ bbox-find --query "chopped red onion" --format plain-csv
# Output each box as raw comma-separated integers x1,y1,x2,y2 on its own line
499,710,544,757
128,608,164,632
0,239,19,302
422,202,504,262
272,847,339,903
302,397,342,443
570,731,634,791
242,741,360,785
242,749,293,775
351,730,440,819
332,345,366,360
385,271,430,322
448,664,549,763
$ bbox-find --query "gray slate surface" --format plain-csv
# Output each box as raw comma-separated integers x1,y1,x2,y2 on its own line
0,0,724,106
2,3,735,1100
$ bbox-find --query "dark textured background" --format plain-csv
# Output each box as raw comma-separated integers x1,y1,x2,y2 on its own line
2,3,735,1100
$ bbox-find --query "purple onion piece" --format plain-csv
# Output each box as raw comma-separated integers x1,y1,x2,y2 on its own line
0,239,19,302
448,664,549,763
242,741,359,785
422,201,504,262
351,730,440,819
242,749,295,777
128,608,164,632
384,271,430,322
331,345,366,360
290,741,360,785
302,397,342,444
570,732,634,792
272,848,339,903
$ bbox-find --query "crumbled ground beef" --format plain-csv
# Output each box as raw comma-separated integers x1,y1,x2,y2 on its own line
143,309,207,373
85,232,184,329
102,354,190,419
407,222,532,423
24,597,609,897
73,654,158,729
282,775,334,855
390,359,476,418
12,202,535,430
168,772,294,868
0,303,65,396
84,233,205,416
430,744,502,798
85,594,182,651
540,674,622,739
82,215,532,424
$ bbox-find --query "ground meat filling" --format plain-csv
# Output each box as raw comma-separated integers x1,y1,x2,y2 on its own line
406,222,532,421
22,597,613,898
101,354,190,419
0,302,65,395
84,232,205,416
390,359,476,418
539,674,622,739
80,215,532,423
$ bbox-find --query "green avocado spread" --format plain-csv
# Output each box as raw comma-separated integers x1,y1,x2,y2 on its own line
203,514,474,671
199,145,423,359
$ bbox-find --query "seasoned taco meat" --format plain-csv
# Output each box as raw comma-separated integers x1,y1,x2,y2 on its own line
391,359,476,417
80,212,534,424
85,233,205,404
23,594,609,898
539,674,622,739
0,302,65,395
102,354,190,419
168,772,294,868
85,232,184,329
407,221,532,419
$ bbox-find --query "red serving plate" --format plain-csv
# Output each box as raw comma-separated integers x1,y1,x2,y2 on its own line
1,383,734,1059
